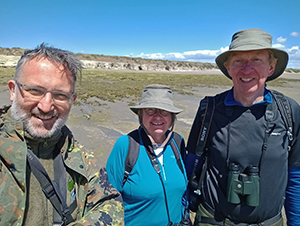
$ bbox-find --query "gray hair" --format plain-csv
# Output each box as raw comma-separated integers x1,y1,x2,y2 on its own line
14,43,82,83
268,50,278,65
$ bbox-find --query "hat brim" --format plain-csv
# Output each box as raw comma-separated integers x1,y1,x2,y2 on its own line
216,47,288,82
130,103,183,115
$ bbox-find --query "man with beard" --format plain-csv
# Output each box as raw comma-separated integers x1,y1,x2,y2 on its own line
0,43,124,226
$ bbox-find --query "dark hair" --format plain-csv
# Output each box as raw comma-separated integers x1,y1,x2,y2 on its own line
14,43,82,83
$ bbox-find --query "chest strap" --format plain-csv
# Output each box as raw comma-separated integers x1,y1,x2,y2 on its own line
27,148,76,225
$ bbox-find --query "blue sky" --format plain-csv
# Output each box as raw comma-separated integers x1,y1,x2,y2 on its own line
1,0,299,69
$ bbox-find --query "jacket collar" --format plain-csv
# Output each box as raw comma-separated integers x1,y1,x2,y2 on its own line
1,108,89,183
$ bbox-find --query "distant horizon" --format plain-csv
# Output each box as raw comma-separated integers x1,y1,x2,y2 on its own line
1,45,300,71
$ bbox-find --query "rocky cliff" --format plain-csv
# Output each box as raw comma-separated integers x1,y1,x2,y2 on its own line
0,47,218,72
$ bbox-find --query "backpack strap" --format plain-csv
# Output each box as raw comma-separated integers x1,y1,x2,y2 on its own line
123,129,185,224
123,130,140,186
195,96,215,157
269,90,293,147
190,96,215,197
27,148,74,226
170,132,184,175
123,129,185,186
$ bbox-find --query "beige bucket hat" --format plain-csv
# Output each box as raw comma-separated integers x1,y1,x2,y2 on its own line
215,28,289,81
130,84,182,115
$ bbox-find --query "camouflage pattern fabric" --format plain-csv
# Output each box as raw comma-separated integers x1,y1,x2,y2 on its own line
0,106,124,226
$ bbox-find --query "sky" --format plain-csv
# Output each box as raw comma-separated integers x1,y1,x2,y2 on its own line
1,0,299,69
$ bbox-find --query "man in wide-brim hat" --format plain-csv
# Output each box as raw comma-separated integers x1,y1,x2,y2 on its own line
216,28,288,107
186,28,300,226
216,28,288,82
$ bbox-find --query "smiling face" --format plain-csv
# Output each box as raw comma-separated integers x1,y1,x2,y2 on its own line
224,49,276,106
8,57,76,138
142,108,172,143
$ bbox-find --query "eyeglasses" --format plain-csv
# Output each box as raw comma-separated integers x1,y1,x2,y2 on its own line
15,81,74,102
144,108,171,116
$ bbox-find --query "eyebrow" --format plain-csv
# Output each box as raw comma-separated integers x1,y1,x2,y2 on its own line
20,82,68,90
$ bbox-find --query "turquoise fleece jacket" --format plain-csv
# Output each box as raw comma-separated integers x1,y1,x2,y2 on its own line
106,128,188,226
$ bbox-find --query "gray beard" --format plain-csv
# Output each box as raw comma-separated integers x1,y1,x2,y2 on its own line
10,97,69,138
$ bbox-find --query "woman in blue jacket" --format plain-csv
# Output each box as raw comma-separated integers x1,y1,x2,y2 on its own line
106,84,188,226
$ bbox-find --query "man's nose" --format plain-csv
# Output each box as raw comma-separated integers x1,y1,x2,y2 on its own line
241,61,253,72
37,92,55,112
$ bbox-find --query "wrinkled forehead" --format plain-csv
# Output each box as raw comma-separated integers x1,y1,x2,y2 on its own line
18,58,76,91
23,58,74,80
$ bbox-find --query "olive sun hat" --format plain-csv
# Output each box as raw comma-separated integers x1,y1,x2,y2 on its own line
215,28,289,82
130,84,182,115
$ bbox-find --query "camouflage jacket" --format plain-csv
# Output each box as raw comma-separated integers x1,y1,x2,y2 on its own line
0,106,124,226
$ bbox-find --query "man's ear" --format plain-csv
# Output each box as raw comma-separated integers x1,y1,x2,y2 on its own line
224,61,231,74
224,61,229,70
268,60,277,77
8,80,16,102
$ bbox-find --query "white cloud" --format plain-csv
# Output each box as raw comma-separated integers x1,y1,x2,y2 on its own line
286,46,300,69
272,43,285,49
129,45,300,69
132,47,228,64
290,32,300,37
220,47,229,52
276,36,287,43
290,46,299,51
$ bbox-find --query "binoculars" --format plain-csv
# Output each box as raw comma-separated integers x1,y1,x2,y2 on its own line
227,163,260,207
